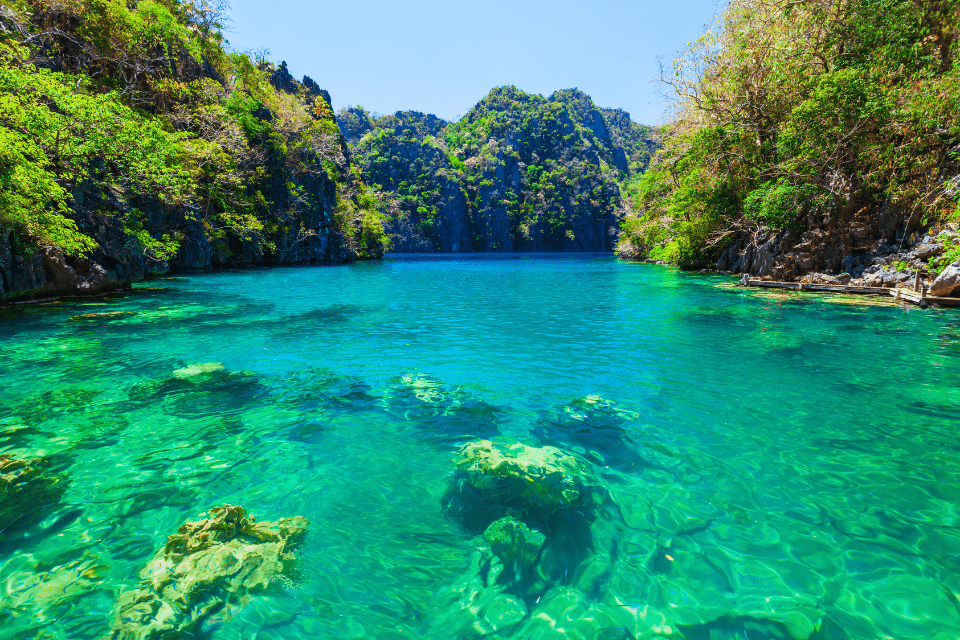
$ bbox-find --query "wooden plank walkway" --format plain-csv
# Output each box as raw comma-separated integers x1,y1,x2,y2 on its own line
741,279,960,308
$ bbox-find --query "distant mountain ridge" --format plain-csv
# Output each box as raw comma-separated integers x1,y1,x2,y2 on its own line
338,87,659,252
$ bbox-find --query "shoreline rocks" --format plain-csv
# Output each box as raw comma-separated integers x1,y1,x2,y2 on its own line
929,260,960,297
630,222,960,299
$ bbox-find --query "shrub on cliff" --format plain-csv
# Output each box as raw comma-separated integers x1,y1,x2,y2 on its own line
0,0,387,270
0,42,191,254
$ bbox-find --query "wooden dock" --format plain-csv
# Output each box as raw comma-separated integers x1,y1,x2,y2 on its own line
741,278,960,308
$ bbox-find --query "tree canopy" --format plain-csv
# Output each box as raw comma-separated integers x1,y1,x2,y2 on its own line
619,0,960,270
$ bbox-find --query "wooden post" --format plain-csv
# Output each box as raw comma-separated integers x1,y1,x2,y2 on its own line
914,271,921,292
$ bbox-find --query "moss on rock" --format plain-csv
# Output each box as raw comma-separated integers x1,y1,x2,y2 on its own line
171,362,225,379
443,440,592,532
482,516,545,576
110,504,308,640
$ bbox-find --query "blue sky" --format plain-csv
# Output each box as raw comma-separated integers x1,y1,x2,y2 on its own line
223,0,725,125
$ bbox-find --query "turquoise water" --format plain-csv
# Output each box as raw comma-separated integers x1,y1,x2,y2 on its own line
2,254,960,639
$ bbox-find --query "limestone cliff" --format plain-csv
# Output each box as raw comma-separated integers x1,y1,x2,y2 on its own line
712,207,957,291
0,1,386,302
339,87,658,252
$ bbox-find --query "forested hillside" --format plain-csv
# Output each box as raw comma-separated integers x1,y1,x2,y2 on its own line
618,0,960,282
0,0,387,299
339,87,658,252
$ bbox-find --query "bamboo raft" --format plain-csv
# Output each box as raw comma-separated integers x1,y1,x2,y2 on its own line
741,275,960,308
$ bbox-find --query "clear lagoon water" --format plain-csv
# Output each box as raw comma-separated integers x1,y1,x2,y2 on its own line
2,253,960,639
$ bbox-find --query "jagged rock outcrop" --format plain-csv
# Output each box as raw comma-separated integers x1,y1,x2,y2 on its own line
339,88,658,252
110,504,308,640
1,124,355,302
713,215,960,292
268,62,330,111
930,260,960,296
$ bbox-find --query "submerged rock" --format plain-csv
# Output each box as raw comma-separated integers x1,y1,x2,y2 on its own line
532,395,680,474
383,375,502,445
482,517,546,584
443,440,592,532
69,311,135,321
1,558,107,614
110,504,308,640
436,517,544,637
457,440,588,507
513,586,642,639
126,364,266,417
0,453,67,531
171,362,225,379
439,441,608,638
395,373,447,404
14,387,100,428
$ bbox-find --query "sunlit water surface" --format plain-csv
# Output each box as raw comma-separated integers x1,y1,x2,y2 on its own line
2,254,960,640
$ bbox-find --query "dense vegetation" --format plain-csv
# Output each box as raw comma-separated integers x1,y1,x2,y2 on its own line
340,87,658,252
0,0,387,296
619,0,960,273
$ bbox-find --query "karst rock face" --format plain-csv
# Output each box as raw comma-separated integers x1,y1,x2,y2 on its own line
0,12,364,303
339,87,658,253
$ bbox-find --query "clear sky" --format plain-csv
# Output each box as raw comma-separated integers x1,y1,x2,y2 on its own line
223,0,725,125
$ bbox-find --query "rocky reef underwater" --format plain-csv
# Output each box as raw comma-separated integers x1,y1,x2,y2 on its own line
2,367,955,639
432,438,830,640
110,504,308,639
2,273,960,639
0,425,831,640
